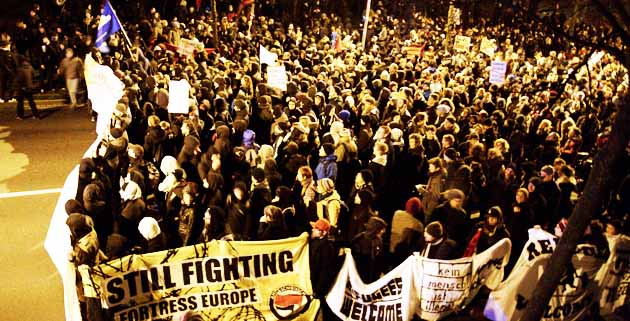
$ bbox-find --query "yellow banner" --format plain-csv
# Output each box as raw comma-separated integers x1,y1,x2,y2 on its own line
79,233,319,321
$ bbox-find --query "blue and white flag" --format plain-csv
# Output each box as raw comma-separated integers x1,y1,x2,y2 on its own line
95,0,122,53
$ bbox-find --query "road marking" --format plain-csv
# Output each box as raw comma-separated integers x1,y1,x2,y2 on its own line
0,188,62,199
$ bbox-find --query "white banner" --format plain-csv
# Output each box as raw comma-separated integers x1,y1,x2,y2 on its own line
327,251,414,321
327,239,511,321
84,53,125,137
484,229,608,321
260,45,278,66
167,79,191,114
267,65,288,91
489,61,508,84
453,35,471,52
414,239,511,320
596,235,630,315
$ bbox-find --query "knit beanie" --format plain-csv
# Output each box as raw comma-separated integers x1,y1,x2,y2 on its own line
317,178,335,193
405,197,423,216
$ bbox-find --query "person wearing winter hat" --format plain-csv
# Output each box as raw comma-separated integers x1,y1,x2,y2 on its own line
315,143,338,181
351,216,388,282
316,178,342,233
390,197,425,265
465,206,511,256
421,221,457,259
309,217,338,316
138,217,166,253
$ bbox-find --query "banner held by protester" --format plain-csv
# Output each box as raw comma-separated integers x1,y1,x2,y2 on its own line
79,233,319,321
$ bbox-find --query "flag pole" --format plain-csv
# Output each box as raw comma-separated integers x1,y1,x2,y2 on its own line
107,0,134,56
361,0,372,50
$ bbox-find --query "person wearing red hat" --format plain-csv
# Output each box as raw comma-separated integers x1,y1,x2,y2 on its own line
390,197,425,266
309,218,337,313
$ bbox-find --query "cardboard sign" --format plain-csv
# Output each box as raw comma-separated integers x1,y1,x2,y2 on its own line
178,38,198,57
454,35,471,52
403,45,424,58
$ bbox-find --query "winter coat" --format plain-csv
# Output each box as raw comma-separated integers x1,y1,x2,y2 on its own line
315,154,338,181
420,238,458,260
422,169,446,219
351,232,385,283
310,237,338,297
430,202,470,253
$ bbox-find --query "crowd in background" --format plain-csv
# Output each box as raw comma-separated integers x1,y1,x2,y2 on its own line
2,1,629,320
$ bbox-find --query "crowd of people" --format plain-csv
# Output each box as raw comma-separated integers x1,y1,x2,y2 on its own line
3,0,629,320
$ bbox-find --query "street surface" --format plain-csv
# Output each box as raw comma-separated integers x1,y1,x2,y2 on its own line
0,106,96,321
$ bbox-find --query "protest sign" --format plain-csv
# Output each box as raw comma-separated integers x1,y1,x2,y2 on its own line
480,37,496,57
484,230,608,321
260,45,278,66
84,53,125,137
453,35,471,52
178,38,198,57
79,233,319,321
596,235,630,315
267,65,288,91
168,79,191,114
489,61,508,84
402,45,424,58
413,239,511,320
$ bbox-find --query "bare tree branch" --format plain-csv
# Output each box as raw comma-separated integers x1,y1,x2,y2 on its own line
591,0,630,43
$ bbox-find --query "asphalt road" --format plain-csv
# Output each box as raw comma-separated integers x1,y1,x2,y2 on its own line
0,106,96,321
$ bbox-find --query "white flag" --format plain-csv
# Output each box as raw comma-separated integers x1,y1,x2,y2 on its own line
84,54,125,138
260,45,278,66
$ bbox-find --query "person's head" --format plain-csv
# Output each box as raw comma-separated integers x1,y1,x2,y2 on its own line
355,169,373,188
316,178,335,194
540,165,554,182
296,166,313,183
405,197,423,216
441,134,455,149
553,158,566,173
65,47,74,59
515,188,529,204
319,143,335,157
233,181,247,201
444,189,465,208
263,205,282,223
373,141,389,157
409,133,422,149
424,221,444,243
428,157,442,173
310,218,331,239
425,125,437,139
365,216,387,239
528,177,541,193
606,219,622,236
486,206,503,227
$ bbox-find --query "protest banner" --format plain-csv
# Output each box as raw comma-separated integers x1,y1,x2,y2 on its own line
327,250,415,321
79,233,319,321
596,235,630,316
489,61,508,84
480,37,496,57
484,229,608,321
168,79,191,114
413,239,511,320
327,240,511,321
402,45,424,58
453,35,471,52
178,38,198,57
267,65,288,91
84,53,125,137
260,45,278,66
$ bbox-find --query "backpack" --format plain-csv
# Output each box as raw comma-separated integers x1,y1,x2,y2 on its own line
178,207,195,245
324,199,350,242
